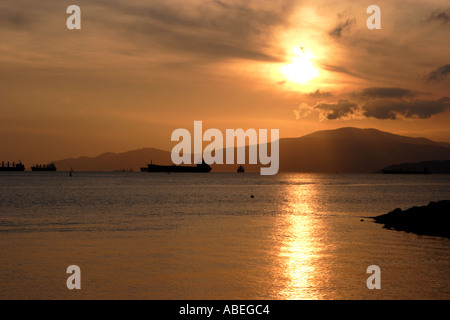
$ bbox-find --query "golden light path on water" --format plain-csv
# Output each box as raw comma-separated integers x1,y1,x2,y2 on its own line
277,181,328,300
0,173,449,299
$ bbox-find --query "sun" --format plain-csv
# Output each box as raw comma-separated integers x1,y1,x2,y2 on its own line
281,47,319,84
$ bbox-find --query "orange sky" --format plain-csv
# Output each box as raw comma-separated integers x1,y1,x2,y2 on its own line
1,0,449,164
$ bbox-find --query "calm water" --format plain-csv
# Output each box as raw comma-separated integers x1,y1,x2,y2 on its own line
0,172,449,299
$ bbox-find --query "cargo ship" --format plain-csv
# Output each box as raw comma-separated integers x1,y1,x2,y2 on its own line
141,160,212,173
0,161,25,171
31,163,57,171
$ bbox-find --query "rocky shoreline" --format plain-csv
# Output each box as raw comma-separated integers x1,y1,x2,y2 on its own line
373,200,450,238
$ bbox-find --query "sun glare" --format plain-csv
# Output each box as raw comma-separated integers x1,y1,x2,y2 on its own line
281,47,319,84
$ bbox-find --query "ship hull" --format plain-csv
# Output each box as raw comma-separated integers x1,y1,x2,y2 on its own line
0,167,25,172
144,164,212,173
31,167,57,171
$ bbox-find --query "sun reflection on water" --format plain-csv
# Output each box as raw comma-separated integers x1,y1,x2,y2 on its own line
277,182,326,300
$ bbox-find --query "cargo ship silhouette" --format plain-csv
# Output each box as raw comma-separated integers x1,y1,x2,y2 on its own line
31,163,57,171
0,161,25,171
141,160,212,173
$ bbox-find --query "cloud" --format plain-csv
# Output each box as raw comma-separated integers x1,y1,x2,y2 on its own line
307,89,333,98
321,64,374,81
329,19,356,38
426,64,450,82
294,99,359,121
362,97,450,119
427,8,450,24
295,86,450,121
314,99,358,120
0,2,47,31
354,87,417,99
94,0,298,63
0,9,35,30
293,103,315,119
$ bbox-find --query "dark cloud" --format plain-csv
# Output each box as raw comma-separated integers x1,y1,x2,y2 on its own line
356,87,416,99
322,64,375,81
426,64,450,82
308,90,333,98
315,99,358,120
427,8,450,24
362,97,450,120
0,11,31,29
329,19,356,38
94,0,297,63
0,4,43,30
307,87,450,120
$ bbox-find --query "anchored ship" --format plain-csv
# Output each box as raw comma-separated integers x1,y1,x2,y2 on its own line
31,163,57,171
141,160,212,173
0,161,25,171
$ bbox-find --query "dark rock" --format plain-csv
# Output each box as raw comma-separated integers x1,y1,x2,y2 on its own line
373,200,450,238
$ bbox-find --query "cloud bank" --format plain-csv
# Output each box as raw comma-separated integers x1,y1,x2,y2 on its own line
315,100,358,120
362,97,450,120
94,0,298,63
427,64,450,82
355,87,416,99
427,8,450,24
296,87,450,121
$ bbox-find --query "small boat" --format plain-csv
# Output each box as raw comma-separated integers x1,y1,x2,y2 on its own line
31,163,57,171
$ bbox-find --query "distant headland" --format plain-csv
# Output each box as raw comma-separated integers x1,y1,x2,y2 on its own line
381,160,450,174
5,127,450,173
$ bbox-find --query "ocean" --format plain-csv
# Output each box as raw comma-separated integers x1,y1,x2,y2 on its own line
0,172,449,299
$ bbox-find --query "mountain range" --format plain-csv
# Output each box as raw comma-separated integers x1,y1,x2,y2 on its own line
53,127,450,173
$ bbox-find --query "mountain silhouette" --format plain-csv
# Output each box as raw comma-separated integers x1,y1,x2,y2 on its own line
53,127,450,173
54,148,170,172
279,127,450,173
